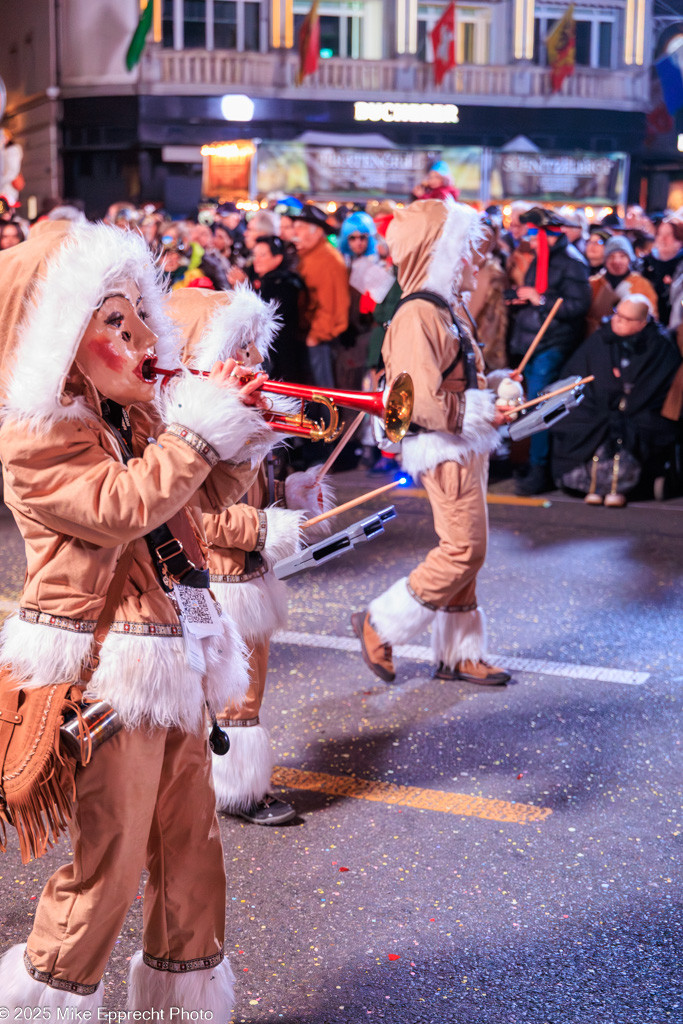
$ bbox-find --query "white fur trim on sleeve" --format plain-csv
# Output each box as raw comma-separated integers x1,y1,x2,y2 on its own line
400,388,499,478
284,465,335,515
262,506,305,566
159,372,274,464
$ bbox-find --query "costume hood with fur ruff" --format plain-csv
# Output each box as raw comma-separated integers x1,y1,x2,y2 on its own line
386,197,485,304
0,221,180,429
166,284,280,369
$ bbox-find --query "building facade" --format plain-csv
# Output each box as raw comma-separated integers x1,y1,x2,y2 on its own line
1,0,674,218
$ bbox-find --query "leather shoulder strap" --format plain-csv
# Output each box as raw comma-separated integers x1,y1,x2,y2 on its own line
391,290,479,390
77,543,135,690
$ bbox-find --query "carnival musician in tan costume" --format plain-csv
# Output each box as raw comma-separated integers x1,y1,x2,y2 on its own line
167,286,333,825
352,199,512,686
0,221,277,1013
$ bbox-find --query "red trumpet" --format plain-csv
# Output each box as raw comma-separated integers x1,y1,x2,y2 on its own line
142,358,414,443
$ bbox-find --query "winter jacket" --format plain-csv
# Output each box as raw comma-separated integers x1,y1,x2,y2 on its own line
0,223,275,734
297,237,350,345
586,270,659,337
509,233,591,360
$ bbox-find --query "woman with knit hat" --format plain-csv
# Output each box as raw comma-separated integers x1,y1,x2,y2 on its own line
0,220,277,1014
167,285,333,825
585,235,658,337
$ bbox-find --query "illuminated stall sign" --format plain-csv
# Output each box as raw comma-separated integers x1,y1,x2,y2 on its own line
256,143,481,199
201,140,256,199
490,151,629,204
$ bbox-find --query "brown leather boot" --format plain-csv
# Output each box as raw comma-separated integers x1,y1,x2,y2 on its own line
434,659,510,686
351,611,396,682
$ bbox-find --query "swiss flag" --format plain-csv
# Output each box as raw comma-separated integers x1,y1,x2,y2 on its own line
431,3,457,87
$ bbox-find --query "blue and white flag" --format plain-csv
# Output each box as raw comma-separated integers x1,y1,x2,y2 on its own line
656,43,683,115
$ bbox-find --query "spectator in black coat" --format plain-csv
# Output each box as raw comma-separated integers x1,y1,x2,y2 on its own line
251,236,307,383
509,206,592,494
552,297,681,506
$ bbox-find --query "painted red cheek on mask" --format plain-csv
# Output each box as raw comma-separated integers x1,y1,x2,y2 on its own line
88,337,126,373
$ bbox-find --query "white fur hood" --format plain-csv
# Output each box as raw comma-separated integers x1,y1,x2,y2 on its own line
166,283,281,369
386,197,485,305
0,221,180,429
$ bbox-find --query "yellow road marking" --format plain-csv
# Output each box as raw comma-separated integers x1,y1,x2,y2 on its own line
272,766,551,825
398,487,551,508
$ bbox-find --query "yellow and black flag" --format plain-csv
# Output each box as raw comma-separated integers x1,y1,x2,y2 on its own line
546,5,576,93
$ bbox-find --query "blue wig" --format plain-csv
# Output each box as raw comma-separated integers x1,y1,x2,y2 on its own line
339,212,378,257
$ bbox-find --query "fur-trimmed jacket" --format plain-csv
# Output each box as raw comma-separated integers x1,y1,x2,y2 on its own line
0,221,276,735
383,199,500,479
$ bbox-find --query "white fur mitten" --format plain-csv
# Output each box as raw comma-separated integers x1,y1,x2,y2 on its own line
285,466,336,539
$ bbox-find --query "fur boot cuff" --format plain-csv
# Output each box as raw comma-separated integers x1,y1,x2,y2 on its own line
0,945,103,1010
368,577,436,647
127,950,236,1014
211,723,273,811
431,607,487,667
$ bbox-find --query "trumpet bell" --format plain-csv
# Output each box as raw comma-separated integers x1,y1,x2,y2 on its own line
384,372,414,444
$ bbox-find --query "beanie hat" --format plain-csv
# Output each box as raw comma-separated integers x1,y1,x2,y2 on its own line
604,236,634,263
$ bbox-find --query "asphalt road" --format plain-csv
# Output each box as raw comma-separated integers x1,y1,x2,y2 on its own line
1,473,682,1023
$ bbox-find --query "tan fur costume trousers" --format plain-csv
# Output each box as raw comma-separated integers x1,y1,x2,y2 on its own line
218,640,269,724
26,725,226,989
409,454,488,609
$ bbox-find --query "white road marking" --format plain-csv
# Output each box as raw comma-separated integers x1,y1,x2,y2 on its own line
0,596,649,686
272,630,649,686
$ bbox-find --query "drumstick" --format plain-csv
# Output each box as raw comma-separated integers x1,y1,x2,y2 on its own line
516,297,564,376
301,479,402,530
504,375,594,416
316,410,366,483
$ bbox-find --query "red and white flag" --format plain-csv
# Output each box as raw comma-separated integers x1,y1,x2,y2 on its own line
431,3,456,87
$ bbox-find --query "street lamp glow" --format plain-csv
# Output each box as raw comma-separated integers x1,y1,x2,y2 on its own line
221,95,255,122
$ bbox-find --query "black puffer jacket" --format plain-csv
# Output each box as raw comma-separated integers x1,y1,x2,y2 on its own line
509,234,591,359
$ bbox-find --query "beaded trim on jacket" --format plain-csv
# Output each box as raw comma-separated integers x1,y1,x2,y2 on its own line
209,567,267,584
165,423,221,467
19,608,183,637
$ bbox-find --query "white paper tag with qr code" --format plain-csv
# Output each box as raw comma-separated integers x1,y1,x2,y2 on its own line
175,585,223,638
183,629,207,674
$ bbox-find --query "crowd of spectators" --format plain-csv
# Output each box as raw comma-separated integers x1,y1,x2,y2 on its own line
2,176,682,502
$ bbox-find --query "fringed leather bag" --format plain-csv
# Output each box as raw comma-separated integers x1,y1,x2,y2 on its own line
0,544,133,863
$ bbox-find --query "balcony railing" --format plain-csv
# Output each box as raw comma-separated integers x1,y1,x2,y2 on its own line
140,47,650,110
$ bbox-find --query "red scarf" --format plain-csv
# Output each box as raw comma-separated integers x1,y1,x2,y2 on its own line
535,229,549,294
